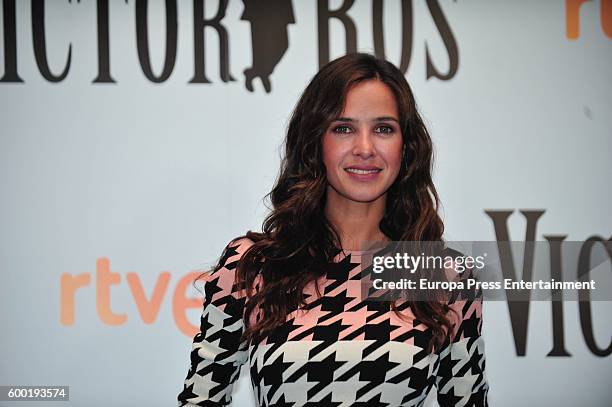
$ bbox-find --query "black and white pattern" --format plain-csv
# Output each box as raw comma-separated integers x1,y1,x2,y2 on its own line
178,238,489,406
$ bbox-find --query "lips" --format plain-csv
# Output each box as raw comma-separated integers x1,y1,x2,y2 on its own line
343,165,383,182
344,165,382,175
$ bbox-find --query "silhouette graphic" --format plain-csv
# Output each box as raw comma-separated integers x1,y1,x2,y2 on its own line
240,0,295,93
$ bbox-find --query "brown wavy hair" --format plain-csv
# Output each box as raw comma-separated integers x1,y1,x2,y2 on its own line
202,52,454,352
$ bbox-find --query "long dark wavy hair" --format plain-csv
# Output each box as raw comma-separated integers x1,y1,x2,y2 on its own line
200,52,454,352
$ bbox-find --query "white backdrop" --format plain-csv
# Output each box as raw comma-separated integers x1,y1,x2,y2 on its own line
1,0,611,406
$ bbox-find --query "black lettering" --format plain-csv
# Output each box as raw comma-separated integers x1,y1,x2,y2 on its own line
317,0,357,68
0,0,24,82
544,235,572,357
135,0,178,83
485,209,545,356
31,0,71,82
425,0,458,80
93,0,116,83
578,236,612,357
190,0,234,84
372,0,412,74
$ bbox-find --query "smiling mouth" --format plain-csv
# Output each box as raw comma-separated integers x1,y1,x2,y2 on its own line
344,167,382,174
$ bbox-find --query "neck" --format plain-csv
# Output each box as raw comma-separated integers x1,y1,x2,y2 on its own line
324,187,388,251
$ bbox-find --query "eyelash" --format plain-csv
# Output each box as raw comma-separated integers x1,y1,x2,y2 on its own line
332,125,395,134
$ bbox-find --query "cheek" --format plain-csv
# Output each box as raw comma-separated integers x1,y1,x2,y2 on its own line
322,135,344,169
383,140,404,173
322,137,331,167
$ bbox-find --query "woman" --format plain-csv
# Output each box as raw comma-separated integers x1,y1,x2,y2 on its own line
178,53,489,406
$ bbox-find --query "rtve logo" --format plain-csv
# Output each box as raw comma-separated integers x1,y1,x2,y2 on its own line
566,0,612,39
60,260,203,337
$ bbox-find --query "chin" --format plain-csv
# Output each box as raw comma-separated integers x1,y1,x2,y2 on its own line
349,196,382,203
341,189,386,203
327,178,389,204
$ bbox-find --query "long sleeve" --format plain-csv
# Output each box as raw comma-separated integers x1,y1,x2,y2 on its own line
434,271,490,406
178,237,254,407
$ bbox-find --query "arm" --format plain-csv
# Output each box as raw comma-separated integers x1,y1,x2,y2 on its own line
435,269,490,406
177,237,254,407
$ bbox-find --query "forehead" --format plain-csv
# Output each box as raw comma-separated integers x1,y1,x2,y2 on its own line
341,80,398,118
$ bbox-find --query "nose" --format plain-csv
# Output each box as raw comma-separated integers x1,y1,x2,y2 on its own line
352,131,375,158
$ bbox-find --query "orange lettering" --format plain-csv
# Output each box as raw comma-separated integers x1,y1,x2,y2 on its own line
172,271,202,337
566,0,592,39
60,272,91,325
127,271,171,324
602,0,612,37
61,261,208,333
96,257,127,325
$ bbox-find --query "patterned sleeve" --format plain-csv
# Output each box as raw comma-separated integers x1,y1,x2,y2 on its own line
434,269,490,407
177,237,254,407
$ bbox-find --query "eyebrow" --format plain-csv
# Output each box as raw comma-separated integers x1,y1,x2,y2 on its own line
332,116,399,123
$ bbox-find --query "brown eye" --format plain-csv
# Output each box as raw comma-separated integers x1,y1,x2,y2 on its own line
333,125,352,134
375,125,394,134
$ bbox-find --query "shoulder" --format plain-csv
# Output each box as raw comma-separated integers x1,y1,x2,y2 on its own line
441,248,484,341
215,235,256,270
201,235,256,305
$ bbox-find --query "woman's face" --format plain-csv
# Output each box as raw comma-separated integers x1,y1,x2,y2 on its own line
322,79,404,204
